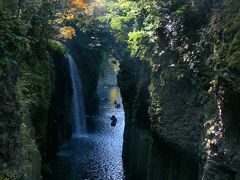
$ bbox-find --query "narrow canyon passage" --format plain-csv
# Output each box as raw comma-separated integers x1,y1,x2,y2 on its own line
49,57,126,179
1,1,240,179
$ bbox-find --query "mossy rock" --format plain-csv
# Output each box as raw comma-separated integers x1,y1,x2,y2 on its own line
48,40,66,55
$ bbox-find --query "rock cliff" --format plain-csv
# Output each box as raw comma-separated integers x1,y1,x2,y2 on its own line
119,0,240,179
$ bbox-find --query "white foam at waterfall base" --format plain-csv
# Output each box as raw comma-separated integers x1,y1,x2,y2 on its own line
67,54,88,138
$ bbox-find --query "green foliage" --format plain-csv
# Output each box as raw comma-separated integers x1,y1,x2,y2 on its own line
99,0,165,59
74,13,96,32
17,53,53,111
0,18,29,51
0,169,17,180
16,43,53,179
227,31,240,71
128,30,146,57
19,122,41,179
98,0,139,40
98,0,194,61
0,0,55,78
0,11,29,77
0,0,55,178
48,39,66,54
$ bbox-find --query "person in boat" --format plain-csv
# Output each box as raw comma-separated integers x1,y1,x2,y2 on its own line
110,115,117,126
110,115,117,121
111,120,117,126
115,103,121,109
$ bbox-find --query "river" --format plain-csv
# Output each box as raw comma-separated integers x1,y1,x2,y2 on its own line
49,56,126,180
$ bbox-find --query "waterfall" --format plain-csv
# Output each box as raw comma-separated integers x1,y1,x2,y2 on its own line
67,54,87,137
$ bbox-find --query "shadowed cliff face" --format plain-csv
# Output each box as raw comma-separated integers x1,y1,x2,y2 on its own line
47,51,72,157
65,32,105,116
119,60,199,180
118,0,240,179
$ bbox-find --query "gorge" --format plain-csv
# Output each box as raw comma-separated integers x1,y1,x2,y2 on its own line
48,56,125,179
0,0,240,180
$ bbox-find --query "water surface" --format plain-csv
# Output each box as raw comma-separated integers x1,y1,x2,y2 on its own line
50,59,125,180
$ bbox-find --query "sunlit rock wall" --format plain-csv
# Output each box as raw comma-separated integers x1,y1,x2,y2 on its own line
119,0,240,179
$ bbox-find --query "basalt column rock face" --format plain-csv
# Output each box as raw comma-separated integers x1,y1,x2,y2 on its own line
47,51,72,157
119,59,198,180
119,0,240,179
199,0,240,178
118,59,152,180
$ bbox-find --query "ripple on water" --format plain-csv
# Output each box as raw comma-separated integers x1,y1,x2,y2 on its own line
50,86,125,180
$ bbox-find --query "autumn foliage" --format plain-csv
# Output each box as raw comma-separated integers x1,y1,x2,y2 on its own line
56,0,105,39
60,26,76,39
70,0,91,12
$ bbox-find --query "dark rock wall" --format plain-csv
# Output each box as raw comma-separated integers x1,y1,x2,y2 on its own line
119,59,150,180
148,138,199,180
47,51,72,157
119,0,240,179
119,60,198,180
66,32,106,116
0,40,72,179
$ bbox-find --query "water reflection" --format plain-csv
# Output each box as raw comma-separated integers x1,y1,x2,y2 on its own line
49,86,125,180
109,88,119,106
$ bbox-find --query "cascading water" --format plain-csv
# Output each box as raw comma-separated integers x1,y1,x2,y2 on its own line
67,53,87,137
